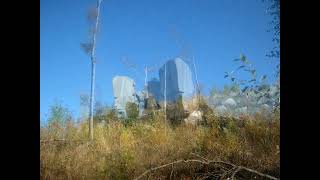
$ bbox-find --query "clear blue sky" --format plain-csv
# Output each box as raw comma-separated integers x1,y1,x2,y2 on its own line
40,0,278,121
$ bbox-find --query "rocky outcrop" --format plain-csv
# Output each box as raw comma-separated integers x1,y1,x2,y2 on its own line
112,76,138,117
184,110,203,125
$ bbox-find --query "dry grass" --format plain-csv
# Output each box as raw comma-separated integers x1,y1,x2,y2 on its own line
40,110,279,180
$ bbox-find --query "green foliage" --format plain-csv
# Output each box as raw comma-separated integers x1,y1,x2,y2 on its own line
106,107,119,122
263,0,280,83
222,83,240,95
166,95,188,126
230,83,240,93
144,96,159,110
125,102,139,120
45,103,73,140
209,86,220,96
224,53,280,111
198,97,215,125
223,85,230,95
94,101,111,123
262,0,280,59
47,103,72,127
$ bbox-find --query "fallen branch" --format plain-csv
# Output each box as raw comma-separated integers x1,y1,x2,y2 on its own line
231,166,241,180
40,139,88,144
169,164,174,180
236,165,278,180
134,158,279,180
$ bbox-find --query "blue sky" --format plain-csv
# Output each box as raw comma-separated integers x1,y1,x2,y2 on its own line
40,0,278,121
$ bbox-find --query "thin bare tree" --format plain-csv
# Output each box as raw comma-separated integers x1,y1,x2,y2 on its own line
164,62,167,134
192,56,201,107
81,0,104,141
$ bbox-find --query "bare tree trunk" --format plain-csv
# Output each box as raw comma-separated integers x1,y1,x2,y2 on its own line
192,56,200,109
88,0,103,141
164,63,167,134
89,61,96,141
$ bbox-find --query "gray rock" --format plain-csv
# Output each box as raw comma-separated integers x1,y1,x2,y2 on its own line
215,105,227,114
147,78,161,102
184,110,203,125
257,96,268,105
229,91,238,97
159,57,194,103
269,85,278,96
223,98,237,107
262,104,270,110
112,76,138,117
208,95,223,106
235,107,248,114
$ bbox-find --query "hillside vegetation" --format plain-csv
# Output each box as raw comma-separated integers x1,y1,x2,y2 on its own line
40,100,280,180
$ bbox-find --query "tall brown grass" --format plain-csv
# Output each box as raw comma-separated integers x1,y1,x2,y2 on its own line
40,109,279,180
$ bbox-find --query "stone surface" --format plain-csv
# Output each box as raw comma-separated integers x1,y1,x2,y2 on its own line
112,76,138,117
235,106,248,114
184,110,203,125
262,104,270,110
147,78,161,102
159,57,194,103
208,83,279,116
215,105,227,114
223,98,237,107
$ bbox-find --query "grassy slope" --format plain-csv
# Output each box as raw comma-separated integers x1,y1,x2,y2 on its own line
40,110,279,180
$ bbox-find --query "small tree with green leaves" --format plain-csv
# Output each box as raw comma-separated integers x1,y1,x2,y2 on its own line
93,101,111,123
262,0,280,59
47,103,72,139
225,53,280,111
105,106,119,122
124,102,139,125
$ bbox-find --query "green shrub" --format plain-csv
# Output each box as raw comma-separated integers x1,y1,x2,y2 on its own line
125,102,139,120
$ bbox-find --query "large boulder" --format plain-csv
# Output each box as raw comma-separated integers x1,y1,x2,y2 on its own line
215,105,227,114
229,91,238,97
159,58,194,103
235,106,248,114
261,104,271,111
223,98,237,107
166,101,189,126
184,110,203,125
208,94,224,106
112,76,138,117
144,96,160,110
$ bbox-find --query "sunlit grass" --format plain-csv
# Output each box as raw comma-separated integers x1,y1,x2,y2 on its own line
40,108,279,179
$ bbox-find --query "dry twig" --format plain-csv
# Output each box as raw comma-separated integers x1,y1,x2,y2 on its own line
134,157,279,180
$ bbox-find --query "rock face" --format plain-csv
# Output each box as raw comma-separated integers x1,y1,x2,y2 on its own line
262,104,270,111
147,78,161,102
184,110,203,125
112,76,138,117
112,57,196,119
223,98,237,107
166,102,189,125
207,82,280,117
144,96,160,110
215,105,227,114
159,58,194,104
235,107,247,114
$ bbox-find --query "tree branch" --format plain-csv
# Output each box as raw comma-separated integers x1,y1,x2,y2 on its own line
134,158,279,180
